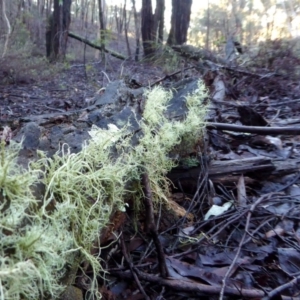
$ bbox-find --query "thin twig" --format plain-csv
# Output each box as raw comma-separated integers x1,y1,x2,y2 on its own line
112,269,265,298
207,122,300,135
101,71,111,83
243,217,274,245
142,172,168,278
219,194,270,300
150,67,194,87
171,210,246,259
120,232,150,300
262,274,300,300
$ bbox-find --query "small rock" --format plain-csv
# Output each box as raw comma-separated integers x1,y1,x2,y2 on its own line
60,286,83,300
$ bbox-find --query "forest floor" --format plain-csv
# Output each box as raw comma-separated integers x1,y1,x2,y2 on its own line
0,57,164,122
2,32,300,300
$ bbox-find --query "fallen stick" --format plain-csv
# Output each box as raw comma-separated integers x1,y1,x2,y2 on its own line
207,122,300,135
112,269,265,298
68,31,127,60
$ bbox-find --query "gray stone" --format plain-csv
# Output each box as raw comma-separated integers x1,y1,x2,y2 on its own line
59,286,83,300
166,79,199,119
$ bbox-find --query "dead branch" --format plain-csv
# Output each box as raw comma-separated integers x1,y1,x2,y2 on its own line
172,209,248,259
150,66,194,87
168,156,300,189
112,269,265,298
263,274,300,300
68,32,127,60
207,122,300,135
168,156,274,185
219,194,271,299
142,173,168,278
120,232,150,300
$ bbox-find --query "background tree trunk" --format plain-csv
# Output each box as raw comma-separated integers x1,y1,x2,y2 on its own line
37,0,45,16
1,0,11,58
123,0,132,57
46,0,52,17
114,4,124,34
154,0,165,44
141,0,155,57
205,0,210,49
141,0,164,57
91,0,96,24
46,0,72,60
80,0,84,28
167,0,192,45
131,0,141,61
98,0,105,60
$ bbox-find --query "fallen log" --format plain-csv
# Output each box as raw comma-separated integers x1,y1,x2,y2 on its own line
168,156,300,188
168,156,274,183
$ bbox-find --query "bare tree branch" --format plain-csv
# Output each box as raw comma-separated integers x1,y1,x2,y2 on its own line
1,0,11,58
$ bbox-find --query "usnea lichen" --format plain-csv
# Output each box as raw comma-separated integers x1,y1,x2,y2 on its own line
135,80,208,203
0,80,208,300
0,141,69,300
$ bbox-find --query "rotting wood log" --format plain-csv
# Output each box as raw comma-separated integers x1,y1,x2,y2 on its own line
168,156,274,183
168,156,300,188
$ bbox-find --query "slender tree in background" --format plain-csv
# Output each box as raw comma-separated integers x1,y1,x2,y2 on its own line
123,0,132,57
80,0,84,28
141,0,154,57
154,0,165,44
98,0,105,59
131,0,141,61
46,0,72,60
90,0,96,24
1,0,11,58
114,4,124,34
167,0,192,45
45,0,52,17
37,0,45,16
205,0,210,49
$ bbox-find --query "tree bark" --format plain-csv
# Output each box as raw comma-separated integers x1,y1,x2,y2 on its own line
131,0,141,61
167,0,192,45
80,0,84,28
141,0,164,57
124,0,132,57
91,0,95,24
114,4,123,34
38,0,45,16
1,0,11,58
154,0,165,44
205,0,210,49
98,0,105,60
141,0,155,57
46,0,72,61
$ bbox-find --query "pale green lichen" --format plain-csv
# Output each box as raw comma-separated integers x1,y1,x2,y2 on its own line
0,141,69,300
0,80,208,300
135,81,208,204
